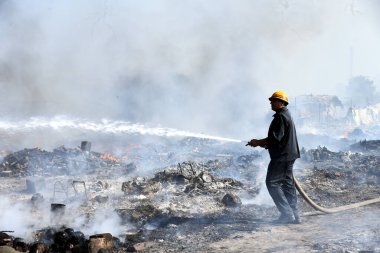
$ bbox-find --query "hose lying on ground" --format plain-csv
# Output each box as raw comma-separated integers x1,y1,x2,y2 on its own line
293,176,380,213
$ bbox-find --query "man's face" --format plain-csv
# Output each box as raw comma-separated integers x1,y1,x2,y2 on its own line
270,99,285,111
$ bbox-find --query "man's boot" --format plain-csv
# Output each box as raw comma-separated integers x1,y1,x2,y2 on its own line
273,213,295,224
293,212,301,224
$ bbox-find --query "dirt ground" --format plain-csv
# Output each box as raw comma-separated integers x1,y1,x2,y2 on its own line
208,205,380,253
123,203,379,253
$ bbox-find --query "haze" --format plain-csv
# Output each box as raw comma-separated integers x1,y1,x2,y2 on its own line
0,0,379,140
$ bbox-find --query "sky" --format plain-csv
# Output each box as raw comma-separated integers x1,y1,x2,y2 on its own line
0,0,379,139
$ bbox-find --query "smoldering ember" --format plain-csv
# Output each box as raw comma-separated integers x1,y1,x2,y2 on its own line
0,136,379,253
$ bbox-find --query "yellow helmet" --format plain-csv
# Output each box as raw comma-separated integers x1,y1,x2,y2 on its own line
269,91,289,104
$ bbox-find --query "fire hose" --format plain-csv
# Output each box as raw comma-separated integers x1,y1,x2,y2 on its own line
293,176,380,213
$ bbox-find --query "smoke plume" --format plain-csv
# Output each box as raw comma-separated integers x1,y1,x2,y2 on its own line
0,0,379,140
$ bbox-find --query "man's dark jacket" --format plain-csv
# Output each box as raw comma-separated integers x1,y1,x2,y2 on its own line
266,107,300,161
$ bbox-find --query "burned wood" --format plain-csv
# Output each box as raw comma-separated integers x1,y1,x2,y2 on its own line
88,233,113,253
80,141,91,152
0,232,13,247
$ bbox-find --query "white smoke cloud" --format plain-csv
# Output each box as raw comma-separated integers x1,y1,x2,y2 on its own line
0,196,31,239
0,195,52,241
0,0,379,140
78,209,125,237
0,190,126,242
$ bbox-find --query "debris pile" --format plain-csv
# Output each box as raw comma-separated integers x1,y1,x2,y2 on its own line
0,145,135,177
299,146,380,209
0,229,124,253
117,161,257,229
350,139,380,154
302,146,351,162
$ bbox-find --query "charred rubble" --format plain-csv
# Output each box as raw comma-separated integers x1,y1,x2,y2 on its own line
0,140,263,252
0,139,379,252
299,145,380,210
350,139,380,154
117,161,252,226
0,229,124,253
0,144,136,177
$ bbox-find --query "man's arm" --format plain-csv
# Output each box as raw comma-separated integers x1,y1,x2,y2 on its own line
269,115,286,143
246,138,268,148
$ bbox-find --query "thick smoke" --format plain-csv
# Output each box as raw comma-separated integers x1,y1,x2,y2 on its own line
0,197,33,240
1,0,379,140
0,194,125,241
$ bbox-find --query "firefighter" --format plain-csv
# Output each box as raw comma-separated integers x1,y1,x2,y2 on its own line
247,91,301,224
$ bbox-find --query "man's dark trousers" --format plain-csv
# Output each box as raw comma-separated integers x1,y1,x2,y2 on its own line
266,159,298,218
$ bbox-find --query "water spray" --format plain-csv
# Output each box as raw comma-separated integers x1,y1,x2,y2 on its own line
0,116,244,143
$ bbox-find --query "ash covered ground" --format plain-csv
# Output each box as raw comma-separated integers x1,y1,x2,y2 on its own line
0,136,379,253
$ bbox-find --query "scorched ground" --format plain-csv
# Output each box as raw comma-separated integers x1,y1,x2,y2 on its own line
0,138,379,252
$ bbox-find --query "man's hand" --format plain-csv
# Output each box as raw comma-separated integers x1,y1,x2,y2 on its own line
246,139,260,147
246,138,267,148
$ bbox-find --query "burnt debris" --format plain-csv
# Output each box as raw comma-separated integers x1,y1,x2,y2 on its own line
0,229,124,253
0,139,380,252
299,146,380,210
0,144,135,177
